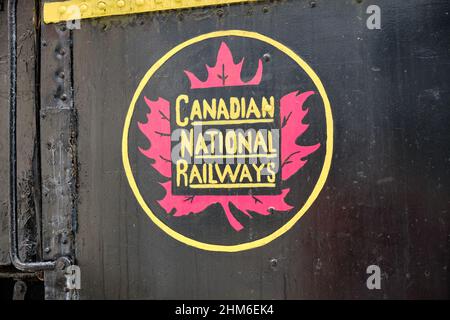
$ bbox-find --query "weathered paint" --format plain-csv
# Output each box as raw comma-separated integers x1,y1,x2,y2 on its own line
72,0,450,299
0,0,41,267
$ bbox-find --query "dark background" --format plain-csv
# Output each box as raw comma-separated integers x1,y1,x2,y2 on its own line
129,36,326,245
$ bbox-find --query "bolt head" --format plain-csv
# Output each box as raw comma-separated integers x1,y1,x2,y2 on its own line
80,4,88,12
117,0,125,8
56,260,65,271
270,258,278,268
58,6,67,14
263,104,273,113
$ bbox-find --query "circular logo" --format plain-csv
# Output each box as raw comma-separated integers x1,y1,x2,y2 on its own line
122,30,333,252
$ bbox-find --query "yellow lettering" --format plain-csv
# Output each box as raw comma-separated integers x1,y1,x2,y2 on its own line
217,98,230,120
229,97,241,119
246,97,261,119
267,162,276,183
195,132,209,155
261,96,275,118
254,130,268,153
203,98,217,120
180,129,193,158
190,100,202,121
252,163,265,182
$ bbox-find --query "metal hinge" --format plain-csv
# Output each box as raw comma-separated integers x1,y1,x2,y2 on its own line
12,280,27,300
43,0,260,23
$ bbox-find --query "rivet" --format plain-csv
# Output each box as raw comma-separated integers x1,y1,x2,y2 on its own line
97,1,107,10
117,0,125,7
80,4,88,12
58,6,67,14
56,260,66,271
263,53,271,62
44,247,51,254
136,0,145,5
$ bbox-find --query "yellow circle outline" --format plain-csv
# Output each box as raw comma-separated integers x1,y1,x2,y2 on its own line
122,30,333,252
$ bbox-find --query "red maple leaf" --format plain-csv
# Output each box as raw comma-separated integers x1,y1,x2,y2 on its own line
184,42,263,89
137,97,171,178
138,91,320,231
280,91,321,180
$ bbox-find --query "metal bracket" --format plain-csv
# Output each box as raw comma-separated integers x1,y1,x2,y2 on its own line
43,0,260,23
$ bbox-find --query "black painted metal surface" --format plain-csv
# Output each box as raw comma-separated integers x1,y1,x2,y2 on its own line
71,0,450,299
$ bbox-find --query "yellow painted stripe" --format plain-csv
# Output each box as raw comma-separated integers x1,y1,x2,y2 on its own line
44,0,260,24
191,119,274,126
190,183,275,189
